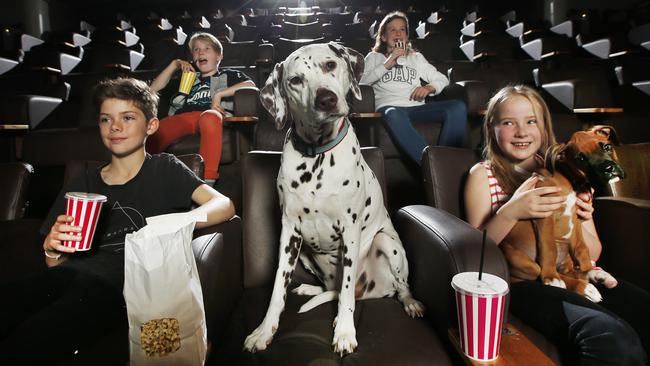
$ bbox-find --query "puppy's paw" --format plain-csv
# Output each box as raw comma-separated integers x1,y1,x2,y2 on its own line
333,323,358,356
544,278,566,289
584,283,603,303
243,322,277,352
292,284,324,296
588,268,618,289
402,297,425,318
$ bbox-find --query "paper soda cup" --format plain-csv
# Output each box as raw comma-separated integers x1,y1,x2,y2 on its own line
451,272,509,362
64,192,107,251
178,70,197,95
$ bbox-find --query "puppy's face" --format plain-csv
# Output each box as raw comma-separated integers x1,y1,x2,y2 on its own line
567,127,625,184
260,43,363,144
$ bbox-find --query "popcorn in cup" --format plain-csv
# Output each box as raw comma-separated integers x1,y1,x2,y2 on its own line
451,272,509,362
64,192,107,251
178,70,197,95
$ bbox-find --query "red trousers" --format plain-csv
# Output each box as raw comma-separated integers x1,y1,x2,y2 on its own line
147,110,222,180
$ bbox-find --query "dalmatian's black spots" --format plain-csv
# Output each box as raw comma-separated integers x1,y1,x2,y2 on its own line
343,179,349,186
343,245,348,254
376,249,385,258
361,226,366,231
311,154,325,172
360,165,365,172
317,169,323,181
329,154,335,167
352,146,356,155
364,213,370,222
278,185,284,192
309,56,312,60
296,162,307,171
287,235,302,266
351,213,357,223
291,181,299,189
356,181,360,188
300,171,312,183
304,207,310,214
371,171,376,180
346,284,349,289
294,56,300,61
316,183,322,189
343,257,353,267
284,245,290,254
347,275,351,282
365,197,372,207
294,227,301,235
393,250,398,255
298,216,302,223
367,280,375,293
347,208,351,213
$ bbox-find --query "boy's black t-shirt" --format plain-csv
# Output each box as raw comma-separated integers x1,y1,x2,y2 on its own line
40,153,203,289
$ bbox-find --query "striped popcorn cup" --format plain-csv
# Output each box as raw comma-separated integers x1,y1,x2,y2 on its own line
451,272,509,362
178,70,197,95
64,192,107,251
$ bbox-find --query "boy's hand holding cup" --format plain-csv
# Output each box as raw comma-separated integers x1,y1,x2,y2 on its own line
60,192,107,251
177,60,197,95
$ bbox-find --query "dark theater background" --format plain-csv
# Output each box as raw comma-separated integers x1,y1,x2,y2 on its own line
1,0,649,365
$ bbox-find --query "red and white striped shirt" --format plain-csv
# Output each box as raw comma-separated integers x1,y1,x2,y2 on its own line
479,161,511,214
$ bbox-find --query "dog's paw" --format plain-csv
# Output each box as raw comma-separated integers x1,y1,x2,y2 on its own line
584,283,603,303
243,322,277,353
333,324,358,356
544,278,566,289
292,284,324,296
402,297,425,318
588,268,618,289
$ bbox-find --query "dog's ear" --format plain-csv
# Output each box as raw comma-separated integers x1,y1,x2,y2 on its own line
260,62,289,130
589,125,621,145
328,42,364,101
544,143,566,173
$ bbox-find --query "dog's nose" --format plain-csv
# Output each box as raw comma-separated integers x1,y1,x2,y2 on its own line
315,88,338,112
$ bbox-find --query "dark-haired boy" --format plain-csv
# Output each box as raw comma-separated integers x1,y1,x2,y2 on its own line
0,78,235,363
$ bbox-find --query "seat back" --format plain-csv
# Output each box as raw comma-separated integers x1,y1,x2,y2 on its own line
421,146,481,218
0,162,34,220
241,147,387,288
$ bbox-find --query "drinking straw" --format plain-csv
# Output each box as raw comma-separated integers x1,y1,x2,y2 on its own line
478,229,487,281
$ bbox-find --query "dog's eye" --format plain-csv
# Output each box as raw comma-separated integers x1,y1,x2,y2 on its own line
602,143,612,152
576,153,587,163
325,61,336,71
289,76,302,85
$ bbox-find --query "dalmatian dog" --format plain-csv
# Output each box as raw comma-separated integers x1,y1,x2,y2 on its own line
243,42,424,355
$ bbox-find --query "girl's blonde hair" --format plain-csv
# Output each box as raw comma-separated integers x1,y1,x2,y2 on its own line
372,11,411,55
188,32,223,54
483,85,556,193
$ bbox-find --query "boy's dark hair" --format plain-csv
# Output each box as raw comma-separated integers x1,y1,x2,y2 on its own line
93,77,159,121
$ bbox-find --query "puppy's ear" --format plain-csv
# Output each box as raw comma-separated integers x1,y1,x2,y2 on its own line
328,42,364,101
260,62,288,130
544,143,566,173
589,125,621,145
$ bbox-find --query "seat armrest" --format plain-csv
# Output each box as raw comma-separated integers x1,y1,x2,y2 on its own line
450,80,490,115
233,87,260,117
1,218,47,281
192,216,243,343
394,205,509,337
593,197,650,291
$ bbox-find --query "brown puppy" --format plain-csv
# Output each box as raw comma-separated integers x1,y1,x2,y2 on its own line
501,125,625,302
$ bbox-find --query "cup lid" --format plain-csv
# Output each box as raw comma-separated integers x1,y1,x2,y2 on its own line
65,192,107,202
451,272,509,297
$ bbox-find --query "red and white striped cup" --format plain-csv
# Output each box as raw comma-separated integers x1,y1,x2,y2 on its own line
451,272,509,362
64,192,107,251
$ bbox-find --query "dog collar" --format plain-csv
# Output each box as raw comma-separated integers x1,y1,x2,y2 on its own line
290,119,350,157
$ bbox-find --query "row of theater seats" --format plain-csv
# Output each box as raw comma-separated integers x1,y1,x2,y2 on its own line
2,130,649,365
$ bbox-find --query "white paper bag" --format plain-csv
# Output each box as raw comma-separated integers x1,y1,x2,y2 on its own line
124,212,207,366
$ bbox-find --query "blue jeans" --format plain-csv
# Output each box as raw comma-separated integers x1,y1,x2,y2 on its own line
378,99,467,165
